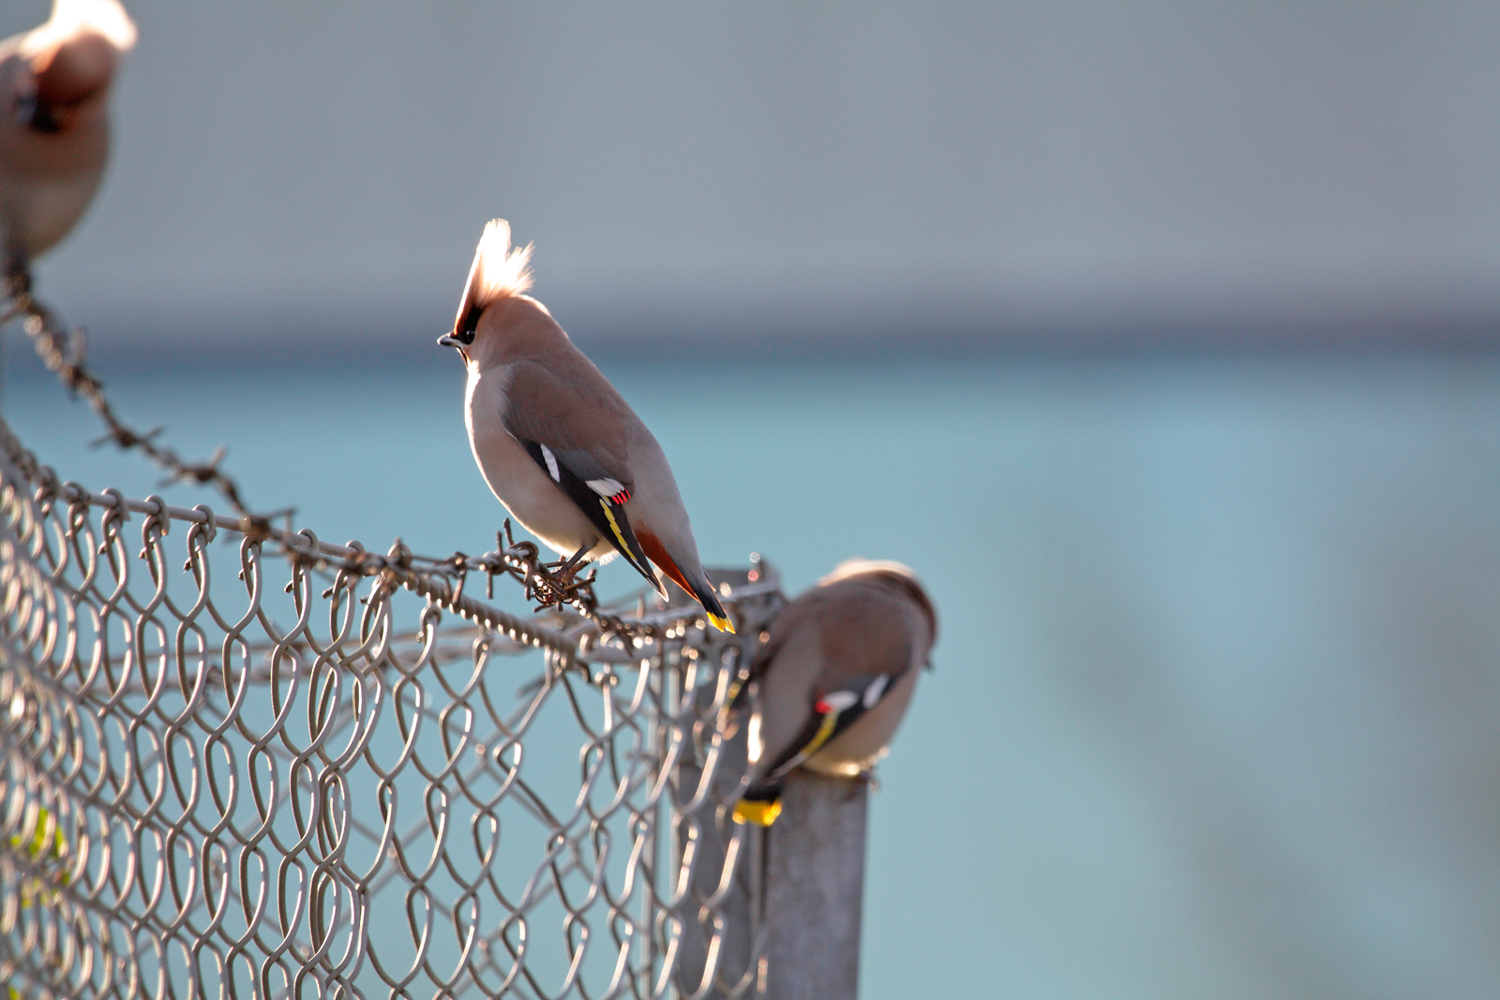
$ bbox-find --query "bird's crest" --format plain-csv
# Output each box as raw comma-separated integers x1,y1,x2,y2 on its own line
23,0,138,56
456,219,534,328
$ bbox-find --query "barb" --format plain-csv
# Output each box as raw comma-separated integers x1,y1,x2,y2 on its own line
472,520,656,641
3,269,278,533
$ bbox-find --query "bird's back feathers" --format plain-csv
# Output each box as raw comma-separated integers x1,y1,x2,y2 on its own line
749,576,922,686
499,356,633,471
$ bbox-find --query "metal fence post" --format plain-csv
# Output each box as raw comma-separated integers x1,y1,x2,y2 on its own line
676,766,869,1000
673,693,758,1000
758,771,868,1000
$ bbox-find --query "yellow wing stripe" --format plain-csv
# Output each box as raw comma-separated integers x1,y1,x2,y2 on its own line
598,499,634,554
799,708,841,759
770,704,844,780
734,704,848,827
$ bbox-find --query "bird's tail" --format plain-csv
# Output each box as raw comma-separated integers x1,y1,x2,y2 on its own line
685,574,733,634
732,786,783,826
637,529,735,632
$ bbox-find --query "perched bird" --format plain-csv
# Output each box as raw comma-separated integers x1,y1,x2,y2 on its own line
438,219,733,632
0,0,136,281
729,559,937,826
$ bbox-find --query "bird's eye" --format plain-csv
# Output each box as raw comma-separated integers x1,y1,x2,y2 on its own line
456,302,482,344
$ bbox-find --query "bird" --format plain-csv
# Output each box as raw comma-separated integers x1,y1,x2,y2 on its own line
0,0,136,284
438,218,734,632
727,558,937,826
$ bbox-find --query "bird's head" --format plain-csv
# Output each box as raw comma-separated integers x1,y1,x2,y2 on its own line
819,558,939,648
438,218,536,367
18,0,136,131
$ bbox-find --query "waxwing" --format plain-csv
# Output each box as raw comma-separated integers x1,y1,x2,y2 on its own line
0,0,135,279
731,558,937,825
438,219,733,632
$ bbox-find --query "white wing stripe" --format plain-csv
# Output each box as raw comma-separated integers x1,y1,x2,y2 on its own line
539,444,561,482
820,690,859,713
586,477,625,497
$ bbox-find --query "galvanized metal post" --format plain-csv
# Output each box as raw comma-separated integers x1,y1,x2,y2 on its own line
758,771,868,1000
673,686,758,1000
675,766,869,1000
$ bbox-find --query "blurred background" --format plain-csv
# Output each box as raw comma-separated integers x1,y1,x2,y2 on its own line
5,2,1499,997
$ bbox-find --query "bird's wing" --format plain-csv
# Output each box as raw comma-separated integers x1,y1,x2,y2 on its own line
500,359,659,589
754,670,908,787
747,584,919,786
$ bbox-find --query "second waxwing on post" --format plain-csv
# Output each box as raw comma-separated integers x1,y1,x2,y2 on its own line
728,558,937,825
437,219,734,632
0,0,136,283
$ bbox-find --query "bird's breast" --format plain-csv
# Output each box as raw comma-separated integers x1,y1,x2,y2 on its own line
0,130,106,258
463,364,611,560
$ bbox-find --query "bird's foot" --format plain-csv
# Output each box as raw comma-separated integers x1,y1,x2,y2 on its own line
548,543,592,582
527,544,597,611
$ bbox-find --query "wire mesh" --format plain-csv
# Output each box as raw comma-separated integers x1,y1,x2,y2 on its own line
0,413,782,1000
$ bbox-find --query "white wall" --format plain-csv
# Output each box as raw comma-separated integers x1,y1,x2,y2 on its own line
9,1,1500,345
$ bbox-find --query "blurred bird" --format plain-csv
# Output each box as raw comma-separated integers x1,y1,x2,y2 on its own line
438,219,733,632
0,0,136,282
729,559,937,826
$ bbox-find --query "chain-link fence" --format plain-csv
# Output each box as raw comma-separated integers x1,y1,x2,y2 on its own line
0,399,786,999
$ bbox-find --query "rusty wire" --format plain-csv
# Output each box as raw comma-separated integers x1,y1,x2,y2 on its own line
0,292,784,998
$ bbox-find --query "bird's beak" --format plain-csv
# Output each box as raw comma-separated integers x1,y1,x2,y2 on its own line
437,333,462,347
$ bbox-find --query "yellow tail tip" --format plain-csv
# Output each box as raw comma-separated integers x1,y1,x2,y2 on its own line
708,613,735,634
733,799,782,826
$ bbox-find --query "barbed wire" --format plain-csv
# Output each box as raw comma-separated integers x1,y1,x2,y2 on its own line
3,269,272,526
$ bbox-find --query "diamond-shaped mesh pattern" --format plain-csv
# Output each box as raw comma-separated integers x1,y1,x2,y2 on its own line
0,418,781,1000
